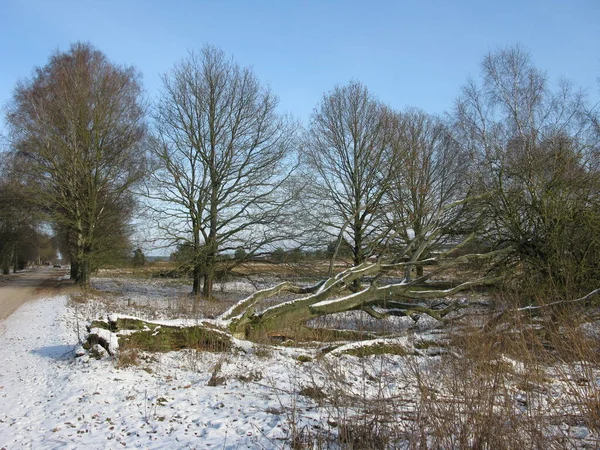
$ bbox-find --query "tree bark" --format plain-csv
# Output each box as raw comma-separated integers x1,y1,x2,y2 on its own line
202,238,216,299
225,248,508,338
192,265,202,297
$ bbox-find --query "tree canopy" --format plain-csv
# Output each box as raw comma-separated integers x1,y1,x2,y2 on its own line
6,42,146,284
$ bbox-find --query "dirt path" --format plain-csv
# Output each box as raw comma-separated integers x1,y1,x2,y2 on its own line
0,267,68,321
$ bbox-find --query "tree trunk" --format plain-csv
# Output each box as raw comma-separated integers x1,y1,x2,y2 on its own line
86,248,509,347
2,250,10,274
202,244,215,298
12,245,17,273
192,264,202,297
70,260,78,280
72,235,91,287
77,259,90,287
202,270,214,299
225,248,509,338
203,196,218,298
352,220,363,290
70,224,87,284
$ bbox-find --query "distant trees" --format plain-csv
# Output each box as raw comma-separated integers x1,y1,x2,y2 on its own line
454,45,600,296
271,247,286,263
6,42,146,285
0,156,37,273
169,242,195,274
0,153,56,273
234,247,247,261
132,248,145,267
303,82,392,273
325,239,352,260
147,45,297,298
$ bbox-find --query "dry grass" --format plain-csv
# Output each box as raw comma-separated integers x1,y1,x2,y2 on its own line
116,347,139,368
404,315,599,448
117,323,233,353
275,301,600,449
99,259,341,280
74,270,600,448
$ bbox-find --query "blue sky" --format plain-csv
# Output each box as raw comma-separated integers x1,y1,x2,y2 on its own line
1,0,599,135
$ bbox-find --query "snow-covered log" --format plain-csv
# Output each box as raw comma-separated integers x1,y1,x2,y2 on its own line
224,248,509,338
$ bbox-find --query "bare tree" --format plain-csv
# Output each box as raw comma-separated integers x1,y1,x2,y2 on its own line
6,42,146,285
454,45,600,296
384,109,471,280
303,81,392,278
147,45,298,298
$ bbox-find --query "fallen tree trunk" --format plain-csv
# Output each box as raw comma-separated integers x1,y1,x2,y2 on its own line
84,247,510,352
85,316,233,355
224,248,509,338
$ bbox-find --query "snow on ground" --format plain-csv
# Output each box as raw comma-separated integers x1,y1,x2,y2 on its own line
0,296,287,448
1,280,599,448
89,277,274,322
0,294,405,449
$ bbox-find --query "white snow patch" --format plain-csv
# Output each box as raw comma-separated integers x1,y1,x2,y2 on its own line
0,295,327,448
311,287,370,308
0,283,597,448
88,327,120,354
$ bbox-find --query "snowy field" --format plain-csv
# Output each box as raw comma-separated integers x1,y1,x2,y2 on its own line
0,293,417,448
0,295,319,448
0,277,599,448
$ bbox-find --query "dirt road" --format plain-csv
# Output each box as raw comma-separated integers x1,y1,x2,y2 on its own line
0,267,67,321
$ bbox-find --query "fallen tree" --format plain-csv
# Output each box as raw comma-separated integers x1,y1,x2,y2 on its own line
220,247,508,338
85,315,233,356
83,242,510,355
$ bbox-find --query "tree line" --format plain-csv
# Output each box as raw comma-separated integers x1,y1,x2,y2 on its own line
2,42,599,303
